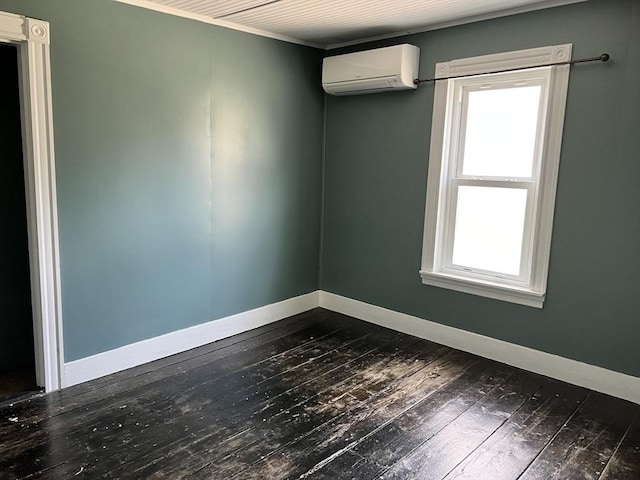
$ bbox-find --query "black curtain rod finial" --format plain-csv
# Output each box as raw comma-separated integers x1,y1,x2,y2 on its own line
600,53,610,62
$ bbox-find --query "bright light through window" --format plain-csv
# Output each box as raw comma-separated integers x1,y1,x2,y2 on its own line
451,186,528,275
462,86,541,178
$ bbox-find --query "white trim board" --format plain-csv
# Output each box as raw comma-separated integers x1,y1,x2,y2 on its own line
319,291,640,405
63,291,319,387
63,289,639,405
0,10,63,392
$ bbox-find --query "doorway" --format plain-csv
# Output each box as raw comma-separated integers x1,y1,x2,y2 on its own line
0,42,39,401
0,11,62,394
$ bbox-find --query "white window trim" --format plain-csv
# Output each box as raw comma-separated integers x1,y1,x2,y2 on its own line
420,44,572,308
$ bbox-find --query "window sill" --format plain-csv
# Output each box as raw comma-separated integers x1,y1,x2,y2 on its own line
419,270,545,308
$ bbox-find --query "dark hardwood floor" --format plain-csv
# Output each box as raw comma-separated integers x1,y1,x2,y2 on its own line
1,308,638,479
0,367,39,404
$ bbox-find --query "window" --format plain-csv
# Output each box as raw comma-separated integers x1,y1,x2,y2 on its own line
420,45,572,308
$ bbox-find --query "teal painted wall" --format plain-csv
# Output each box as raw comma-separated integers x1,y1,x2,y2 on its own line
0,0,636,378
321,0,640,376
0,0,324,361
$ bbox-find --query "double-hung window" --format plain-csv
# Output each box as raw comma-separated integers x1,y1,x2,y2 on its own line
420,45,572,308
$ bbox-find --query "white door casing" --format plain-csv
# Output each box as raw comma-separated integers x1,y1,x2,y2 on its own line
0,11,63,391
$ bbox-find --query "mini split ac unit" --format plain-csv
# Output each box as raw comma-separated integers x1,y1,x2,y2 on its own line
322,44,420,96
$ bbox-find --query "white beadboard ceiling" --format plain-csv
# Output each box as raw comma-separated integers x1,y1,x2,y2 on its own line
117,0,586,49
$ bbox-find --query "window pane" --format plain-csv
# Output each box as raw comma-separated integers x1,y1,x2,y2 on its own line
461,85,541,178
451,186,528,276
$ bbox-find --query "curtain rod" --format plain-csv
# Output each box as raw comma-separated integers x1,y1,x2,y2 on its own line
413,53,610,86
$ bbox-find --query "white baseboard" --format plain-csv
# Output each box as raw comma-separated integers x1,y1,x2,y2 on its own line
319,291,640,405
63,291,320,387
63,289,639,405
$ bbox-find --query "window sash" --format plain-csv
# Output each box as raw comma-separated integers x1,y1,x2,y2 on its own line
456,81,548,181
434,70,551,287
439,179,537,284
453,72,550,182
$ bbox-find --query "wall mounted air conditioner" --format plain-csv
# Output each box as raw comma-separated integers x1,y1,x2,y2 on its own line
322,44,420,96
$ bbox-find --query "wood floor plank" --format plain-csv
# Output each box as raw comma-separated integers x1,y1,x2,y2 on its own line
0,310,637,480
80,334,407,479
4,308,324,408
24,328,416,479
195,346,461,480
349,360,514,470
0,309,329,431
301,451,379,479
599,414,640,480
0,322,340,447
376,370,547,480
130,337,436,479
0,368,38,403
148,338,441,479
238,353,499,480
1,322,355,477
1,315,339,434
441,379,587,480
518,392,638,480
300,359,520,478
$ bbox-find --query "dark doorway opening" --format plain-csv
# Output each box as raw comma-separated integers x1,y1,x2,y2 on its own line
0,42,37,402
